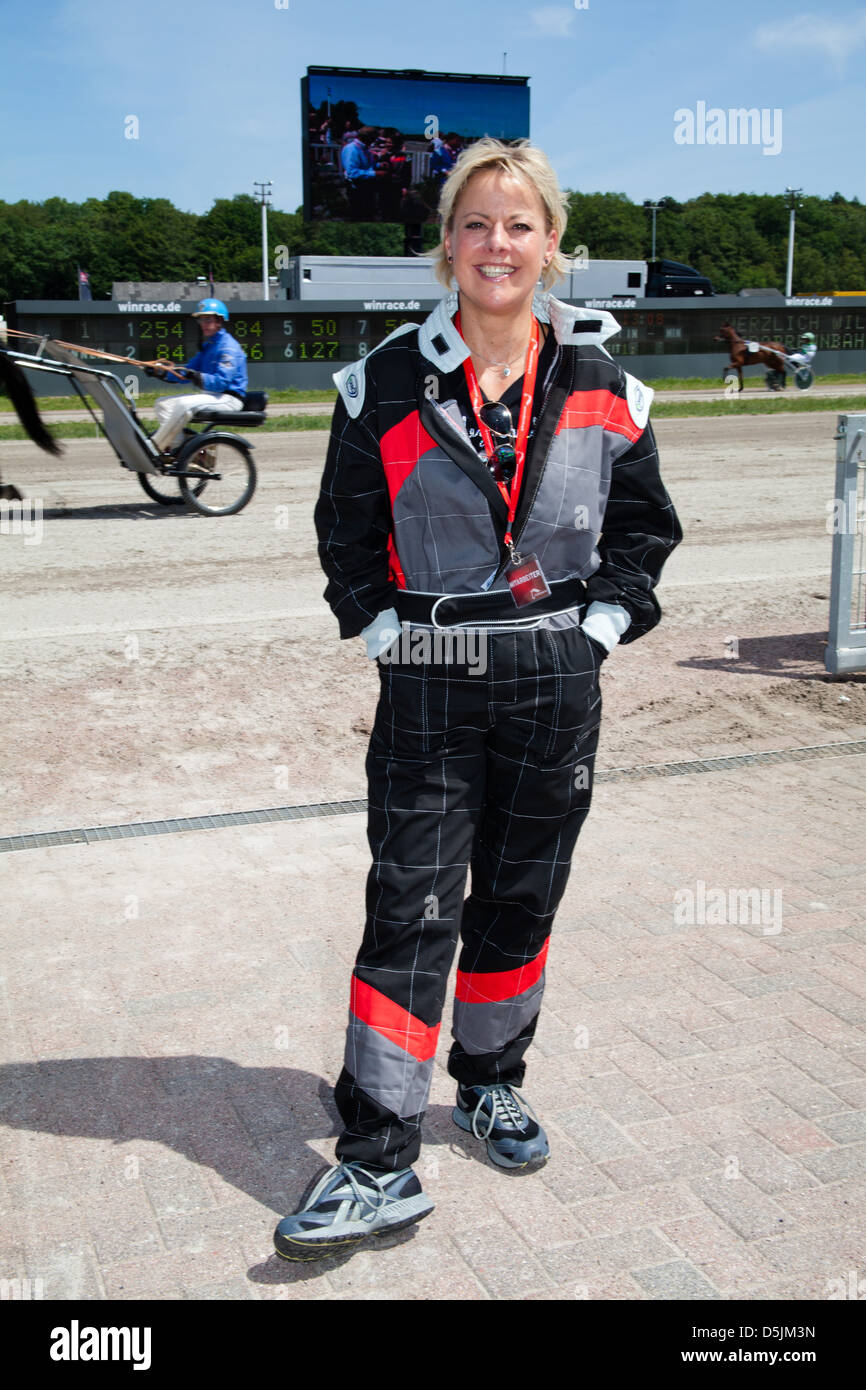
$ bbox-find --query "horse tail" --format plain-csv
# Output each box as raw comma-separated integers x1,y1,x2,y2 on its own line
0,349,63,456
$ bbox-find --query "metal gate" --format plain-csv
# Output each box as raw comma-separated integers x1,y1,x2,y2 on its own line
826,412,866,675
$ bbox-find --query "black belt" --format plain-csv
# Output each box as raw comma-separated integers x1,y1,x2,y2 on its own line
394,575,587,628
225,389,246,403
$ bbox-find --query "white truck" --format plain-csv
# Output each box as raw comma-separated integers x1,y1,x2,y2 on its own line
278,255,714,303
554,258,714,302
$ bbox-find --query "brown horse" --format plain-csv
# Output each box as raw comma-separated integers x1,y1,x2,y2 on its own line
715,322,789,391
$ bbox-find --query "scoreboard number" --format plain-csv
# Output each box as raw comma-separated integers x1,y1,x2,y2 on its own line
23,304,844,375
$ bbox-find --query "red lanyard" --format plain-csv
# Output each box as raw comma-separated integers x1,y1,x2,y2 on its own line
456,311,540,553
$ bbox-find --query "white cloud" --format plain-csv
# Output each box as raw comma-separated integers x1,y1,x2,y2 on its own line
754,11,866,70
526,7,576,39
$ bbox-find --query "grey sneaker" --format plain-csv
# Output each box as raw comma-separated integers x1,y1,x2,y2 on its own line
273,1162,434,1262
453,1083,550,1169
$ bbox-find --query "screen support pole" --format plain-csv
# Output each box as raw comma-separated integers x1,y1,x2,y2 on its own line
403,223,423,257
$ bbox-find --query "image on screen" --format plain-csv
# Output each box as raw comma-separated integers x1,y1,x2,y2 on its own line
303,67,530,225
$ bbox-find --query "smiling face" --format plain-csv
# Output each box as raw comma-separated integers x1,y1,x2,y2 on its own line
444,169,558,320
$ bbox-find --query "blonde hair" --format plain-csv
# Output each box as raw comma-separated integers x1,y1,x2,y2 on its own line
431,137,570,292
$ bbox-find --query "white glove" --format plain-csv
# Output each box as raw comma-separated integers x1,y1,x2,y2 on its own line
361,607,401,659
580,601,631,653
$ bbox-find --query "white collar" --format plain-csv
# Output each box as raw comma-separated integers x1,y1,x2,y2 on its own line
417,290,621,371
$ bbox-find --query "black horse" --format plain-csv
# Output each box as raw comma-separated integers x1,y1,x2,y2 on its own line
0,347,62,499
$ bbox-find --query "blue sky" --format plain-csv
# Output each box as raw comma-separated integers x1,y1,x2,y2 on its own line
1,0,863,213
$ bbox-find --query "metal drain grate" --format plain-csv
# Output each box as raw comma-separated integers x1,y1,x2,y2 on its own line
600,737,866,782
2,738,865,854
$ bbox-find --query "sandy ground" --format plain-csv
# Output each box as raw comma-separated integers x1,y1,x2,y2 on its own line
2,410,866,837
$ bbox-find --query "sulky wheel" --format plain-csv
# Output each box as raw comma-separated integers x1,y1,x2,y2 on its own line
794,367,813,391
136,468,184,505
176,434,257,516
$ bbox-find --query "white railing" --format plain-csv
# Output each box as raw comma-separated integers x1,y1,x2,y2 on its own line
826,412,866,673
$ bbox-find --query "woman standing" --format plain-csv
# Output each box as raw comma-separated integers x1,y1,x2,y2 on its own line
275,139,682,1261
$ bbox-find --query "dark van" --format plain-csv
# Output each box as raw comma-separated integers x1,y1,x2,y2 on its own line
646,259,714,297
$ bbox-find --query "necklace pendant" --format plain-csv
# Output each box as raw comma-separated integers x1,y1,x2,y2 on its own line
502,366,511,378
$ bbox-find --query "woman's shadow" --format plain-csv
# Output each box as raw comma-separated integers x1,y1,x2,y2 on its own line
0,1054,466,1284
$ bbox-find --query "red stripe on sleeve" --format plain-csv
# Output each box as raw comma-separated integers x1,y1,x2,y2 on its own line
350,976,441,1062
455,939,550,1005
554,389,642,444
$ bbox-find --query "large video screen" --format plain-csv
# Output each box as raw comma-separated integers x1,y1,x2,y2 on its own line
302,66,530,225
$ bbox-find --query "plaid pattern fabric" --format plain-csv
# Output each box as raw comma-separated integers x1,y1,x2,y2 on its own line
318,297,682,1171
335,624,603,1170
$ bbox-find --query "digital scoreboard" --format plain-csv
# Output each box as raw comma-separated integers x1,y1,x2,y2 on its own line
9,308,424,366
9,300,866,389
599,306,866,357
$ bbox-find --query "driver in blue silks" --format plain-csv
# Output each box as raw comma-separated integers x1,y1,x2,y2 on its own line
148,299,247,455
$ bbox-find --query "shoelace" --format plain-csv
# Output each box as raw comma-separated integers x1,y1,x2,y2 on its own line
468,1085,538,1141
302,1162,391,1226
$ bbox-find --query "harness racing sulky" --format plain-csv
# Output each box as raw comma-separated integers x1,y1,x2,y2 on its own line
0,329,266,516
716,323,817,394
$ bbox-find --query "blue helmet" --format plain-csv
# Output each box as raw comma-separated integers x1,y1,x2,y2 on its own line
192,298,229,321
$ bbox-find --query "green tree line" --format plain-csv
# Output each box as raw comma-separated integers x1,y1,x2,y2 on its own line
563,192,865,294
1,188,863,301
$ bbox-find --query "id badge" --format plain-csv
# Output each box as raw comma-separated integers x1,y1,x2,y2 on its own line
505,552,552,608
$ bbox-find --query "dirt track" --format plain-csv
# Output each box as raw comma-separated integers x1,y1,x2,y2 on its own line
3,410,866,836
2,379,864,425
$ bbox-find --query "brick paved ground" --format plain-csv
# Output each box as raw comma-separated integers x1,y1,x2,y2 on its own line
2,750,865,1301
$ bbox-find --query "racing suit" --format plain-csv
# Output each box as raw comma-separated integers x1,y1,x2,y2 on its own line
152,327,248,451
314,291,682,1170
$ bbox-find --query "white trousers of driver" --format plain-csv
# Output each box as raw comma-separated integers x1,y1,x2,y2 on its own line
152,393,244,451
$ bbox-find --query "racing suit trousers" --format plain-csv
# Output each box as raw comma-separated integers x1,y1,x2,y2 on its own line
334,620,603,1171
151,393,244,451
